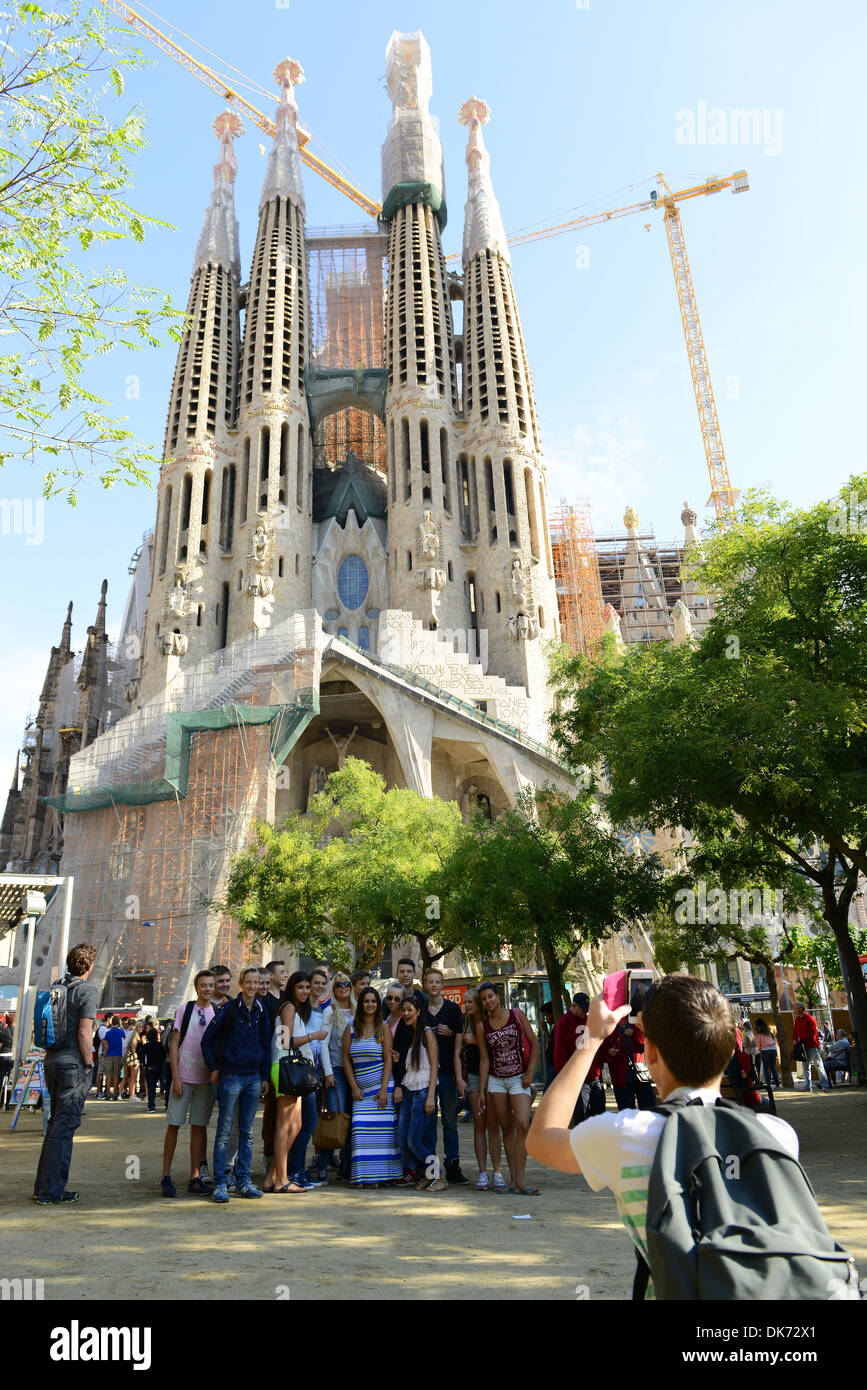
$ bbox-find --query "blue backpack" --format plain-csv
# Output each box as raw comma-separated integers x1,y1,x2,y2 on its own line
33,977,70,1050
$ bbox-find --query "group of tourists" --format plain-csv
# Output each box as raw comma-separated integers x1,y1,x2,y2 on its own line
152,957,543,1201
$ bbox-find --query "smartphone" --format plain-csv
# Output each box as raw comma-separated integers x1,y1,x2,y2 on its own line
627,970,654,1024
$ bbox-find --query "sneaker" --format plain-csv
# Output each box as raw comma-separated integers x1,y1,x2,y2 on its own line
160,1175,177,1198
491,1172,508,1193
446,1163,469,1185
199,1163,210,1183
292,1171,320,1190
475,1172,490,1191
306,1165,328,1185
392,1174,417,1187
212,1183,230,1203
225,1172,237,1192
187,1177,211,1195
32,1190,79,1205
236,1183,263,1198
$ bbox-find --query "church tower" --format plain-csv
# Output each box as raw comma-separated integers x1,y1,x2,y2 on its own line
458,97,558,702
140,109,242,700
230,58,313,642
380,32,464,637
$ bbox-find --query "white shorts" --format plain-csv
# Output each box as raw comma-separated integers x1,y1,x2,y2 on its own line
487,1073,531,1097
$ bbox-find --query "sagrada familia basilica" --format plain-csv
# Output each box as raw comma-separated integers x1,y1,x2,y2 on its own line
1,34,710,1010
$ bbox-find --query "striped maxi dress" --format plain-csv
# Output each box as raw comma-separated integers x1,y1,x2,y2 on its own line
348,1036,402,1185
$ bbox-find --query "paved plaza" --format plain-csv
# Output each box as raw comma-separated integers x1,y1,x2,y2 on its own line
3,1088,865,1300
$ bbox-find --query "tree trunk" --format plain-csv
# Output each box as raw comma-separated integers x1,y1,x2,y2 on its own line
821,888,867,1082
765,957,794,1088
539,935,568,1019
413,933,443,977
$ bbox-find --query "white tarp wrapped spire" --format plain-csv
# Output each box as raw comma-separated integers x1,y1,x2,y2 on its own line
193,109,242,275
260,58,306,214
459,97,510,265
381,31,444,203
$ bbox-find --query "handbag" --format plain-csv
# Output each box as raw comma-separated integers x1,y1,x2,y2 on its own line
313,1107,350,1151
277,1048,320,1098
791,1040,807,1063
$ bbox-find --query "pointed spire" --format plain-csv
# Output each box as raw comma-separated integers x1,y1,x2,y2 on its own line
59,600,73,655
193,109,243,275
259,59,305,213
620,505,670,638
381,31,444,206
94,579,108,636
458,97,510,264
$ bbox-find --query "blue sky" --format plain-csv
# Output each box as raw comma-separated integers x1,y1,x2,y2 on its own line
1,0,865,781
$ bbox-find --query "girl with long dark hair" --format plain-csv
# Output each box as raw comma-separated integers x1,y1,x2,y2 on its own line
392,995,443,1191
342,987,402,1187
266,971,327,1193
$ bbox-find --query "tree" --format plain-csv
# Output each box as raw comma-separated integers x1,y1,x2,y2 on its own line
441,786,668,1017
0,1,181,498
548,477,867,1071
220,758,498,972
779,921,867,1007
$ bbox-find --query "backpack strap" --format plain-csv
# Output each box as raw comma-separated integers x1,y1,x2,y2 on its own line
178,1000,196,1047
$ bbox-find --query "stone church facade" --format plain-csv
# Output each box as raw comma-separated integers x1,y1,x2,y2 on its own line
1,33,581,1011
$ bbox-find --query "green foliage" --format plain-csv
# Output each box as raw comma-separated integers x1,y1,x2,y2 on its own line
443,786,668,1009
0,1,183,498
780,922,867,996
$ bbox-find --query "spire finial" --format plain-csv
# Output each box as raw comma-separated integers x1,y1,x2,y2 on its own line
193,110,242,273
259,57,306,211
624,506,640,532
681,500,698,528
459,96,509,264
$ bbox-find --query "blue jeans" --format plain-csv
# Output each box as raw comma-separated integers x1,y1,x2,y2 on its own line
760,1050,780,1087
399,1088,434,1173
288,1089,318,1175
34,1055,90,1200
422,1073,460,1166
214,1072,260,1187
613,1080,655,1111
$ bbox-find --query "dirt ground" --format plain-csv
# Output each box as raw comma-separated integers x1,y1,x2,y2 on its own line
2,1087,865,1300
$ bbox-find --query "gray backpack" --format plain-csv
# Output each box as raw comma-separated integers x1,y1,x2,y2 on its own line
636,1097,860,1300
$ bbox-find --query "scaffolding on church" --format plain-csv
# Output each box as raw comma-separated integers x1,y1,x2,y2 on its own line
308,226,389,472
595,527,686,644
550,499,606,655
40,619,321,1001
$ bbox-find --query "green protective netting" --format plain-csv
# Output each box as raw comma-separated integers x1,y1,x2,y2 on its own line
379,181,447,231
42,690,318,813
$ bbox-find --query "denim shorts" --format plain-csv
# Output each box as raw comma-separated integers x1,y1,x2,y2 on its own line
487,1073,531,1096
466,1072,481,1093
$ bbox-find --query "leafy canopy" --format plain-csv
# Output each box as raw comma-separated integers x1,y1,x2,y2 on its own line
0,1,182,499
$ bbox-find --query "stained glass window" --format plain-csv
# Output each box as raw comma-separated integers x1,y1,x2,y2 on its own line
337,554,369,611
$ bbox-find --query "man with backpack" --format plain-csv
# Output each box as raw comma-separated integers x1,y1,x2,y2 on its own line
33,943,98,1205
160,970,216,1197
527,973,860,1299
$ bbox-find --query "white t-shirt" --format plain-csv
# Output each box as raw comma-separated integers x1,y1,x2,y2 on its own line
568,1086,799,1278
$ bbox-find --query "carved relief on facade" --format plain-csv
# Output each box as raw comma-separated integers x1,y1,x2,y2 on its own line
161,631,189,657
507,611,538,642
165,565,192,620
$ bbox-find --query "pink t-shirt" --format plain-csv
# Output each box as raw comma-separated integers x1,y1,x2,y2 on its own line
173,1002,215,1085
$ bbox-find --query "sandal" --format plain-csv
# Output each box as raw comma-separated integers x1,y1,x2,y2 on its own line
277,1182,304,1193
516,1185,540,1195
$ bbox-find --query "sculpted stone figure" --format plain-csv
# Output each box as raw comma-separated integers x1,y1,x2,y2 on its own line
419,509,440,562
252,522,269,565
247,572,274,598
509,611,537,642
325,725,358,767
511,556,528,599
167,570,187,619
671,597,694,646
307,763,327,802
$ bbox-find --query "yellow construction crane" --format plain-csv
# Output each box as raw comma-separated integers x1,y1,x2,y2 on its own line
102,0,382,218
103,2,743,524
448,170,748,525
